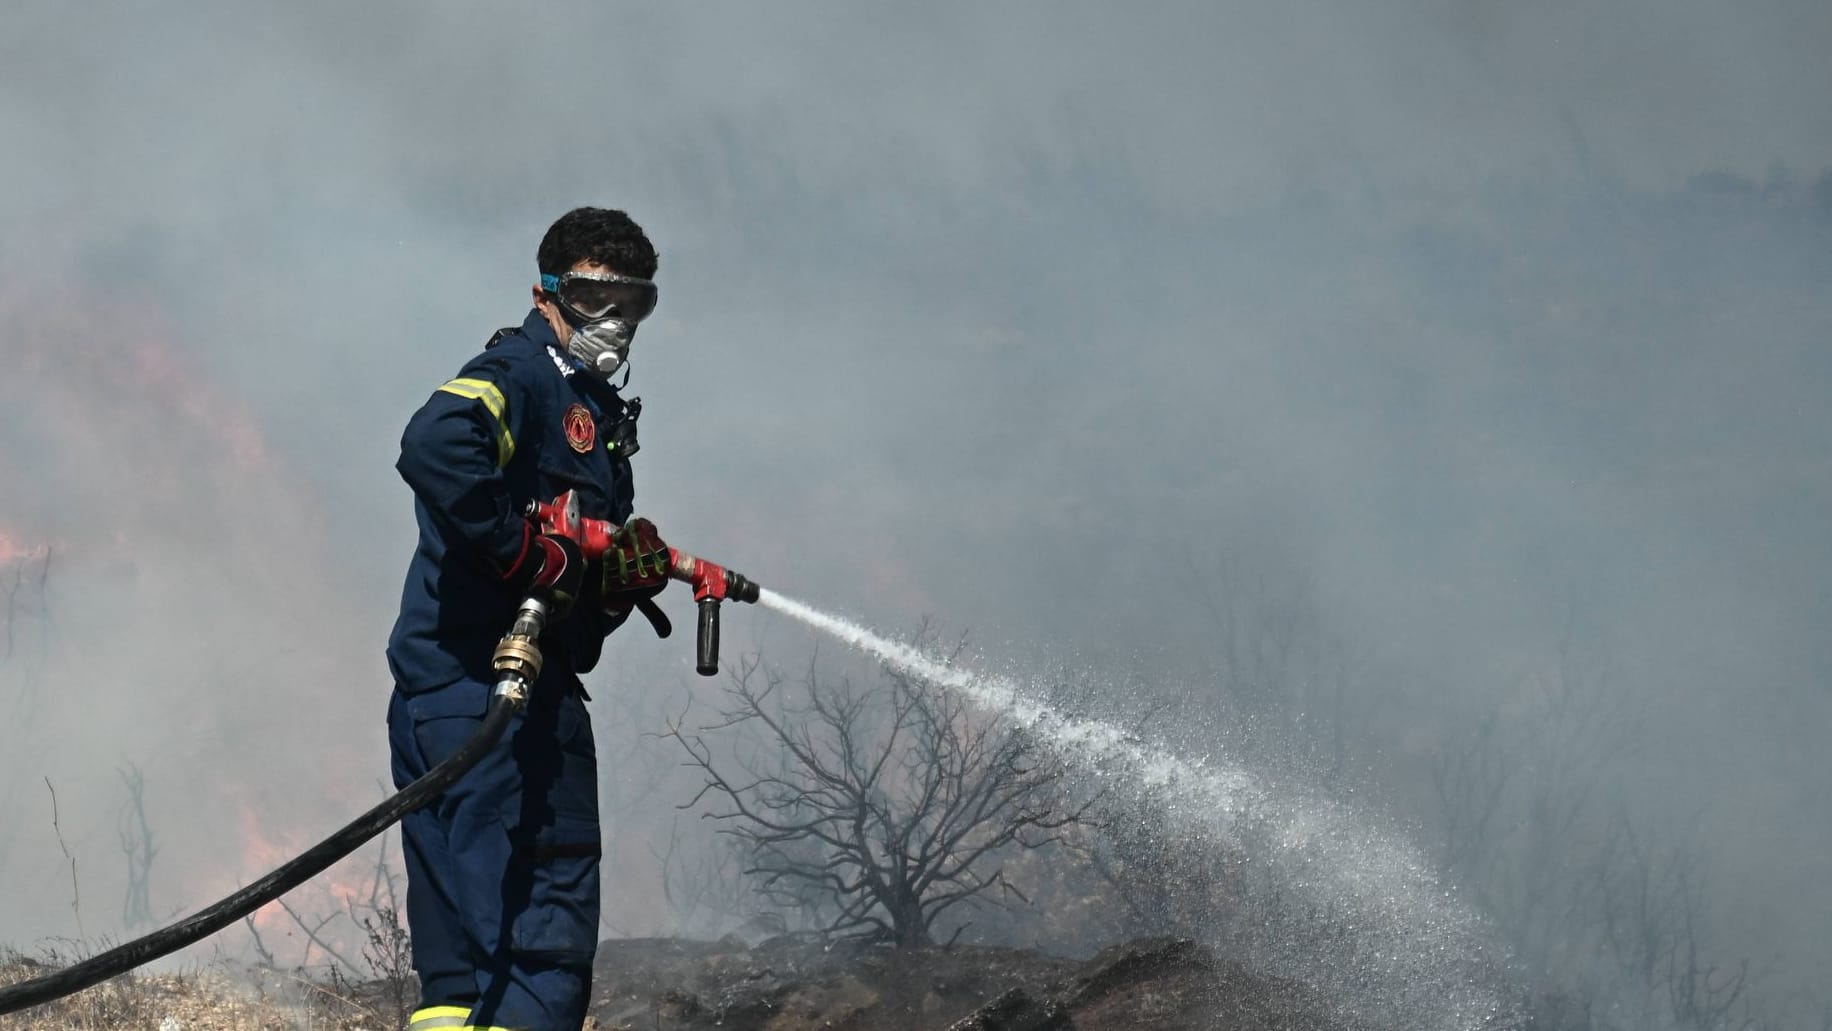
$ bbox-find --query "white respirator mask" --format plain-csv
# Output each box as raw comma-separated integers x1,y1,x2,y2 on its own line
542,270,658,380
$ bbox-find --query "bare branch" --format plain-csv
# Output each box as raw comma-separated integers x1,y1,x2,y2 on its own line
43,777,82,939
669,631,1080,946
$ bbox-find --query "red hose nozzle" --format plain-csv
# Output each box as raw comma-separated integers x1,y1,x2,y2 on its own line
528,491,762,676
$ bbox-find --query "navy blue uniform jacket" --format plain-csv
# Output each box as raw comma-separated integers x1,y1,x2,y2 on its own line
387,310,636,691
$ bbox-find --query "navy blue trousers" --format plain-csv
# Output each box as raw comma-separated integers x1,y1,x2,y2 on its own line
388,675,600,1031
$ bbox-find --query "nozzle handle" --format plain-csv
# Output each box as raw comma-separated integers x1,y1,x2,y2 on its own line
696,598,721,677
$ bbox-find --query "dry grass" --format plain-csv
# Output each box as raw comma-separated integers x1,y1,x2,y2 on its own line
0,836,419,1030
0,949,394,1031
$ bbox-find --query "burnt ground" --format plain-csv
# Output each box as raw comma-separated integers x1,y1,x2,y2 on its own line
588,936,1356,1031
0,936,1355,1030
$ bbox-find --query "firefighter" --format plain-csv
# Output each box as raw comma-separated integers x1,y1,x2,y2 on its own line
385,207,672,1031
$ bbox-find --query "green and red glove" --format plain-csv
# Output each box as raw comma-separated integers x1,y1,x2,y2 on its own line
603,517,674,637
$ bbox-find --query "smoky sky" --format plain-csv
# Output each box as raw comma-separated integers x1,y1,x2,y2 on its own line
2,0,1830,1009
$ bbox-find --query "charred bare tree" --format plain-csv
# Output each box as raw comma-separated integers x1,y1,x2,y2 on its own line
1590,807,1786,1031
1056,804,1236,944
1428,614,1803,1030
1032,692,1241,942
650,815,785,940
1193,554,1369,786
1,547,52,667
1430,614,1635,981
666,638,1085,947
116,763,157,931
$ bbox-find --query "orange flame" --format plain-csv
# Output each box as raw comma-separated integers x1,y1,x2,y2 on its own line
0,530,45,564
0,273,367,964
232,800,407,965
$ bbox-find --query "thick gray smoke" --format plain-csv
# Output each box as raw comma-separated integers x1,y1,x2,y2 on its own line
2,1,1828,1024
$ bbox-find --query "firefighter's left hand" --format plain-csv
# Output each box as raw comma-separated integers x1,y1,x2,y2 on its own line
602,518,672,633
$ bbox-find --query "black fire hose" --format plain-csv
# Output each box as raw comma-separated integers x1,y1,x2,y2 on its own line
0,597,553,1016
0,554,760,1016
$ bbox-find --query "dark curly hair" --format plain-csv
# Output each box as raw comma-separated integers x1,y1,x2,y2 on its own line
537,207,658,280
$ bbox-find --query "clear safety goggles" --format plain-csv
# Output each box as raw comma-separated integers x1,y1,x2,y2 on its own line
541,271,658,324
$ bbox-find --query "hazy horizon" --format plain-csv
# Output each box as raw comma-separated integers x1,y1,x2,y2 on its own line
3,3,1828,1025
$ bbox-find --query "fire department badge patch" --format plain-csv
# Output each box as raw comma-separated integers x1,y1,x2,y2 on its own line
563,403,595,453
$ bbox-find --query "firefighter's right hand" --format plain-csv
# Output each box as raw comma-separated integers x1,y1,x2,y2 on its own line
502,526,586,615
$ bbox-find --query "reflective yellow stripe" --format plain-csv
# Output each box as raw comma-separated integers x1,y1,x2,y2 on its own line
407,1005,471,1030
436,377,516,466
438,377,507,417
406,1005,528,1030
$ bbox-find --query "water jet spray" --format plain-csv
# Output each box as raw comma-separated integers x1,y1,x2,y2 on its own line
752,589,1515,1030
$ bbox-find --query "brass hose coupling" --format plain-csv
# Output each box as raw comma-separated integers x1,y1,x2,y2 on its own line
491,597,550,708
